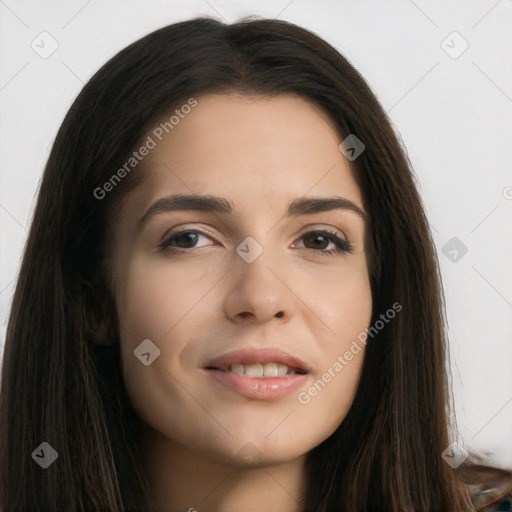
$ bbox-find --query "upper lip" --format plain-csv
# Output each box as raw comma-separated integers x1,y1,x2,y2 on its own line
204,347,311,374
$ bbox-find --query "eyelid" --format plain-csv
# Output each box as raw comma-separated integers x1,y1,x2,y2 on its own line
160,223,348,243
297,224,347,239
159,223,217,241
159,224,353,256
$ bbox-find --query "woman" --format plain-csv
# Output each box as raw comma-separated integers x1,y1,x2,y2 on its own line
0,16,494,511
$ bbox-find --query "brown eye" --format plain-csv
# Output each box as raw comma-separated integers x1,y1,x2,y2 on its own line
297,230,352,255
158,228,352,256
160,230,213,250
303,231,330,250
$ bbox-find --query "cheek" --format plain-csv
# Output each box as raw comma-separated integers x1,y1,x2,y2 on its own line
306,257,373,344
115,260,218,453
115,254,215,342
114,256,223,428
293,347,365,453
295,261,371,435
296,278,370,440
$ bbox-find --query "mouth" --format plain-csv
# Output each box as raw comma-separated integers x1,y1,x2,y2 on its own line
205,362,307,377
202,347,310,401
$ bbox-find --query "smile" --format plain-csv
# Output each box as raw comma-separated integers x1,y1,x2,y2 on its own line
203,347,310,400
211,362,307,377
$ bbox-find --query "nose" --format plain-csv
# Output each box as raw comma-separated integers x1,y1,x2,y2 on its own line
223,248,296,325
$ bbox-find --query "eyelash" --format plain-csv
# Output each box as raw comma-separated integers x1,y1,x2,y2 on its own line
158,228,353,256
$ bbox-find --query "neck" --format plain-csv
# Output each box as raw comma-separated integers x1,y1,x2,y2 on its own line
139,425,307,512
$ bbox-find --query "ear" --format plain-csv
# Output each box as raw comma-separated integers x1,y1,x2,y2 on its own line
85,280,120,347
90,315,119,347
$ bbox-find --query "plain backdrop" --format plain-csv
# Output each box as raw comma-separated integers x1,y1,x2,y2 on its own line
1,0,511,469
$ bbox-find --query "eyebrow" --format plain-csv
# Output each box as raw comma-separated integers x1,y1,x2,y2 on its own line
139,193,367,227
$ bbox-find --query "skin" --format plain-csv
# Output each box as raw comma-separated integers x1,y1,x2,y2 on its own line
110,93,372,512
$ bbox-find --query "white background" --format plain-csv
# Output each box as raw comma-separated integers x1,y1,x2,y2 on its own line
1,0,511,469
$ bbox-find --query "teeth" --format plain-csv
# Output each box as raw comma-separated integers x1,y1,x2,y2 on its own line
244,363,263,377
230,362,244,375
277,364,288,376
263,362,278,377
228,362,298,377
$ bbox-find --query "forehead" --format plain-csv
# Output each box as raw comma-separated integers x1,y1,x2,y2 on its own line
123,92,363,216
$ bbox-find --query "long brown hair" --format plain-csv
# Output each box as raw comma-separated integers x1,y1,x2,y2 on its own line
0,16,475,511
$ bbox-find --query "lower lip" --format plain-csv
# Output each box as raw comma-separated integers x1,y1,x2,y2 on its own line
203,369,309,401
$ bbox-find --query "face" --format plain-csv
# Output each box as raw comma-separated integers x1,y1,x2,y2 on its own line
111,93,372,468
